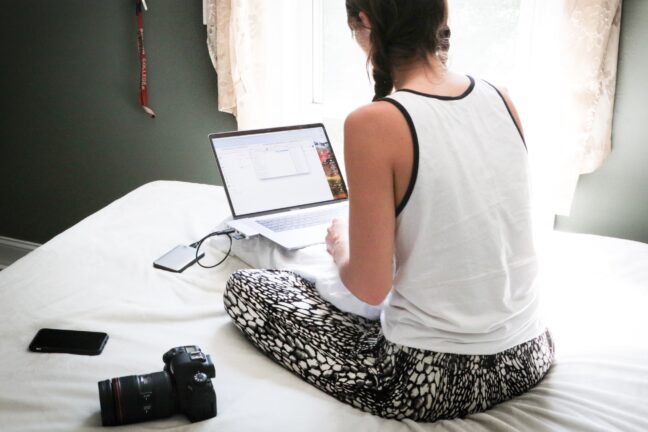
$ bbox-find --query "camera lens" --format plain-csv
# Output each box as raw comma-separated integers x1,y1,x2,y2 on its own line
98,372,175,426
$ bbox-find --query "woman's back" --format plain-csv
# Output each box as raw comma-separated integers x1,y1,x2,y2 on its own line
224,0,554,422
381,77,545,354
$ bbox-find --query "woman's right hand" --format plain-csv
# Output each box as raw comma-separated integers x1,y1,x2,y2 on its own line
326,218,349,265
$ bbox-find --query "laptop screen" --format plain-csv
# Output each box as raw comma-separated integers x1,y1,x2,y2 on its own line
210,124,348,218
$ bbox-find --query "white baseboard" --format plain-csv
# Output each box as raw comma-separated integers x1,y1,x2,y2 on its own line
0,236,40,268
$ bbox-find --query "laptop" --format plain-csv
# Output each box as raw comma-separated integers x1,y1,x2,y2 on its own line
209,123,349,250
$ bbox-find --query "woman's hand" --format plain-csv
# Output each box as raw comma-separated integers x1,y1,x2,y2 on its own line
326,218,349,265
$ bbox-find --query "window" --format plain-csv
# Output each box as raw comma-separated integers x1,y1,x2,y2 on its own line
313,1,524,155
447,0,521,85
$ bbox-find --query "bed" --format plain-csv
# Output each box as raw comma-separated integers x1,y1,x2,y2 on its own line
1,180,647,432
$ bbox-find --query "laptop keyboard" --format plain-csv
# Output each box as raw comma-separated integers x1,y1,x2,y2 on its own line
258,207,345,232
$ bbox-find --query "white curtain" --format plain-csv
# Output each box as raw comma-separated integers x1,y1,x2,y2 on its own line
206,0,320,131
513,0,622,221
206,0,622,219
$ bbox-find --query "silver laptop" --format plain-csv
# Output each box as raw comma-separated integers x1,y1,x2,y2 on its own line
209,123,349,250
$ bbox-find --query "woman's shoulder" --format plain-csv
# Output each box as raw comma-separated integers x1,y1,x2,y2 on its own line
344,99,409,139
344,100,412,167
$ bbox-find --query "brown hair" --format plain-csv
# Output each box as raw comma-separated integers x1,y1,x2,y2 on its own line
346,0,450,101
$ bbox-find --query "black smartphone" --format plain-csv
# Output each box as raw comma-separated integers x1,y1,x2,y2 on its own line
28,328,109,355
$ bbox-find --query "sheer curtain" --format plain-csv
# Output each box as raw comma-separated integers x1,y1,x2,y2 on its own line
512,0,622,226
206,0,320,131
206,0,622,223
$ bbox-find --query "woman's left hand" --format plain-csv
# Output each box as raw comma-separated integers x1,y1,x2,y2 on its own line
326,218,349,264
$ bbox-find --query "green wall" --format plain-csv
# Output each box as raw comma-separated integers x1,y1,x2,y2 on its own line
0,0,235,244
2,1,647,245
555,0,648,243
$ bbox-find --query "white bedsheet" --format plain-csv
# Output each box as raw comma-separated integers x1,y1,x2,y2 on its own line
1,181,647,432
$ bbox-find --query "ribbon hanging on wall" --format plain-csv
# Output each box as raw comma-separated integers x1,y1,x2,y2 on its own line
136,0,156,118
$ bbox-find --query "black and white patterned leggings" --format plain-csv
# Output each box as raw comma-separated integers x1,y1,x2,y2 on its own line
224,269,555,422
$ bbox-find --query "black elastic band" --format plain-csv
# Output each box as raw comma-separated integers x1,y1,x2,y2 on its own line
484,81,527,151
397,75,476,101
377,97,420,217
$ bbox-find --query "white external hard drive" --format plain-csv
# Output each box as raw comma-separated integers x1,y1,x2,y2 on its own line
153,245,204,273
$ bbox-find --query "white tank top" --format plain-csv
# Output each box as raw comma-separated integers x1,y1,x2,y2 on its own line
380,77,545,355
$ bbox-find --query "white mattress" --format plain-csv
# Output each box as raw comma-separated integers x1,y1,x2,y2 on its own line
1,181,647,432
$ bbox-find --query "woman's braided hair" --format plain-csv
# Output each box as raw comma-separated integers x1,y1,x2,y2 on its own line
346,0,450,101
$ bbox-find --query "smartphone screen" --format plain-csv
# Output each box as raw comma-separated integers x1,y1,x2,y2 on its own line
29,328,109,355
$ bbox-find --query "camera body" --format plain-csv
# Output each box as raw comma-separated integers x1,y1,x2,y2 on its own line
163,345,217,422
98,345,217,426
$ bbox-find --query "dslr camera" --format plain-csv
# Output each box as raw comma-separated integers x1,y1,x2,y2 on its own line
98,345,217,426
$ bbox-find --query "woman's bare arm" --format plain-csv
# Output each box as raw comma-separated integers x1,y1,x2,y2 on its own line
327,101,409,305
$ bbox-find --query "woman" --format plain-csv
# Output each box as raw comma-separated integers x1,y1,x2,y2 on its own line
224,0,554,422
